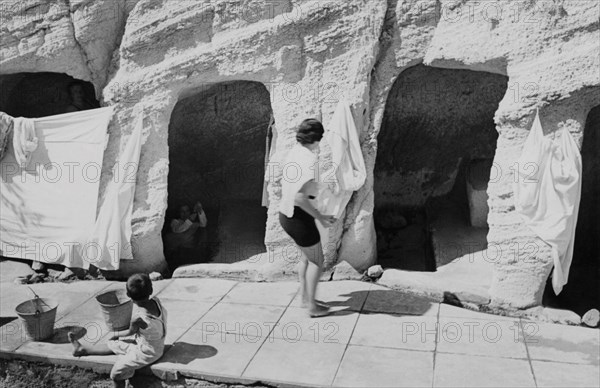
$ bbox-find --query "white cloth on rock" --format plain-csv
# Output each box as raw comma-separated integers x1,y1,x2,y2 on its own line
12,117,38,168
513,110,582,295
87,114,143,270
319,100,367,219
0,107,114,268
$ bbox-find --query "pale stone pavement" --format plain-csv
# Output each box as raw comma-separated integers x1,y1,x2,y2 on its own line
1,273,598,387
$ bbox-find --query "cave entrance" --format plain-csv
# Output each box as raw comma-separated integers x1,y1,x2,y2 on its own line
164,81,272,270
375,64,508,272
543,105,600,316
0,72,98,117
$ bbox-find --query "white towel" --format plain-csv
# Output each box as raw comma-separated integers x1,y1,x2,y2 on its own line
12,117,38,168
514,110,582,295
320,101,367,218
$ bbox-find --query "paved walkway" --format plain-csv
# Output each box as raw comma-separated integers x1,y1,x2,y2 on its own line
1,277,598,387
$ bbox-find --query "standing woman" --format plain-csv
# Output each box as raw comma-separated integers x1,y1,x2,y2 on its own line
279,119,336,317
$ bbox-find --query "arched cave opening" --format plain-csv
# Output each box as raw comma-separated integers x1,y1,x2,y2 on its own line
375,64,508,271
0,72,98,117
163,81,272,270
543,104,600,316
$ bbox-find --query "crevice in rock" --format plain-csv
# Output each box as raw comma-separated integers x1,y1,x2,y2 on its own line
64,0,94,83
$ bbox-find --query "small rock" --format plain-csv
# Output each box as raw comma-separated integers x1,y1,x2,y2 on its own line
47,269,63,279
57,268,77,281
13,276,29,285
332,260,363,281
542,307,581,325
31,261,46,272
28,273,46,284
582,309,600,328
149,272,163,281
367,265,384,278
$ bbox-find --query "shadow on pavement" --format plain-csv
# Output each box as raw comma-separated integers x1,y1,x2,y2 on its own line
160,342,218,365
50,325,87,344
322,289,434,317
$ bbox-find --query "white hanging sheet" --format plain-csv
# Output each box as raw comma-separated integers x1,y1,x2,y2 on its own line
86,115,142,270
1,107,113,268
513,110,582,295
320,100,367,219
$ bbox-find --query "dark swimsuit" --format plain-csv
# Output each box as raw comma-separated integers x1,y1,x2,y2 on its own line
279,200,320,247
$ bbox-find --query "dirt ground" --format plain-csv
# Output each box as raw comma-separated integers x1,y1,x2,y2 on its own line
0,359,269,388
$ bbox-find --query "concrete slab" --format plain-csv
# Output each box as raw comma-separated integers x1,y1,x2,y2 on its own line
378,241,495,307
157,298,217,346
531,360,600,387
350,313,438,351
47,281,115,321
0,259,33,283
243,337,346,386
2,277,599,388
333,345,434,387
55,298,114,341
188,302,285,338
159,298,216,329
14,328,109,360
523,321,600,365
436,317,527,359
273,306,359,344
0,282,112,353
0,281,110,319
363,287,439,316
433,353,536,387
154,329,264,379
0,317,28,352
155,278,237,302
439,303,518,322
290,280,372,311
221,281,298,307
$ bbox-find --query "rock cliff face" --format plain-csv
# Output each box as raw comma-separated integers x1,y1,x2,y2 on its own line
1,0,598,309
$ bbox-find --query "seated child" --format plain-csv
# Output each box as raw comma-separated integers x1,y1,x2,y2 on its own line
68,273,167,388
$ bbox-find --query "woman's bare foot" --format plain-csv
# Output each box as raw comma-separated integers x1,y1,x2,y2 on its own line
68,332,86,357
308,304,331,318
301,298,329,309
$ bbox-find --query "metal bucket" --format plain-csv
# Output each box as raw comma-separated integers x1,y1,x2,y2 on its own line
15,297,58,341
95,289,133,331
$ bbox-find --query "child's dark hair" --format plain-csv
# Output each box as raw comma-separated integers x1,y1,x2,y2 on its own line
296,118,324,145
126,273,153,301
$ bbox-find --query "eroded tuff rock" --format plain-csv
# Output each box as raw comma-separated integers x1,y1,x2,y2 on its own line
1,0,598,310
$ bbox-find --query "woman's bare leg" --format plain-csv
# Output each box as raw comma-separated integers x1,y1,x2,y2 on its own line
298,254,308,303
298,246,329,308
299,243,329,316
68,332,113,357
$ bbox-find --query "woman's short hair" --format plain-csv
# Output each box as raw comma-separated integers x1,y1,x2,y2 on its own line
126,273,153,301
296,118,324,145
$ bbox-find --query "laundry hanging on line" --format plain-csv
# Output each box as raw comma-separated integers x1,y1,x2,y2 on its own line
513,109,582,295
0,107,141,270
319,100,367,219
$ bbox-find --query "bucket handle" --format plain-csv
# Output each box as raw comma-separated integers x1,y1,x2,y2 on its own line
27,286,51,315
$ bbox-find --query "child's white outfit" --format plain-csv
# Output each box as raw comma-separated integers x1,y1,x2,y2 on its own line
108,297,167,380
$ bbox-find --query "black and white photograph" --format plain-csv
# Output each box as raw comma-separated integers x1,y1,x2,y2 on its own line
0,0,598,387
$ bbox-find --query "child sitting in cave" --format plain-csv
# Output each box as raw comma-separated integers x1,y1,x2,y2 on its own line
68,273,167,388
164,201,208,262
